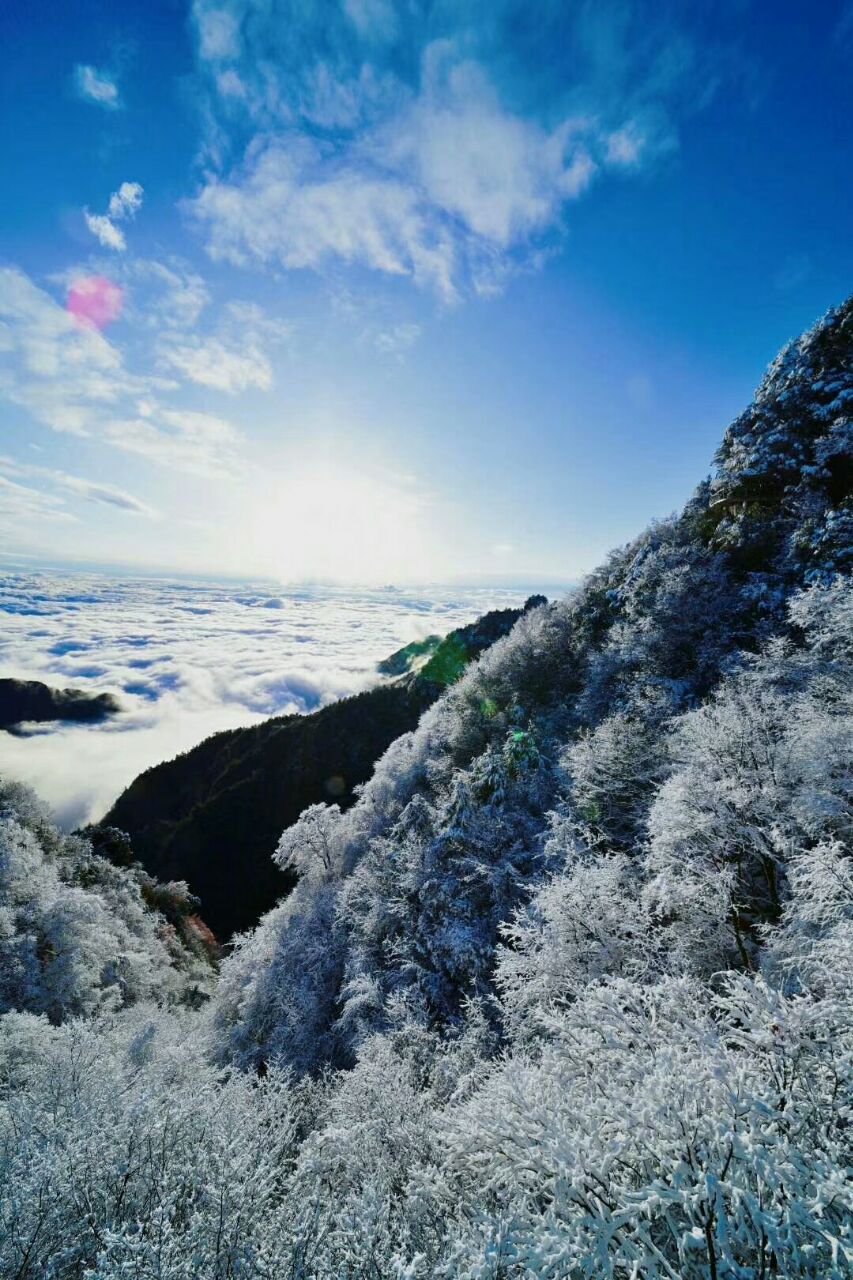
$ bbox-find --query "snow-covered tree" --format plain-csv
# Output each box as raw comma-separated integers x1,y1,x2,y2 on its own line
0,783,214,1020
3,297,852,1279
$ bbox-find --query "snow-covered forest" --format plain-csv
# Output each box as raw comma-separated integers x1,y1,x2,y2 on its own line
2,298,852,1278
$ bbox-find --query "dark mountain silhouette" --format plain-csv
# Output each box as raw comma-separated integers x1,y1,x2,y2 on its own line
101,597,547,939
0,678,121,732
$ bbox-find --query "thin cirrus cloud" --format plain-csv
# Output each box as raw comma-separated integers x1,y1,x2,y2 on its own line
0,456,155,516
187,0,692,298
74,63,121,109
53,473,155,513
130,260,211,330
85,181,144,252
0,266,134,436
156,300,291,393
159,335,272,392
369,322,422,358
835,2,853,53
0,266,245,480
104,407,245,478
0,472,76,531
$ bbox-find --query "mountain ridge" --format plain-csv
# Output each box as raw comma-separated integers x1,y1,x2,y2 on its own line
1,296,851,1279
211,293,853,1072
101,597,547,938
0,678,121,732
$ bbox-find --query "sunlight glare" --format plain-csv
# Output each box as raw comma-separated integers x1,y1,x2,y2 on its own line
248,461,438,583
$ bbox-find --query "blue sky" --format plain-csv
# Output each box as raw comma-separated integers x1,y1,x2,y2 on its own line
0,0,851,583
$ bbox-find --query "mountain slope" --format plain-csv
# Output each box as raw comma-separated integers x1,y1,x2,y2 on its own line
103,600,544,938
0,779,217,1021
3,298,851,1280
212,294,853,1072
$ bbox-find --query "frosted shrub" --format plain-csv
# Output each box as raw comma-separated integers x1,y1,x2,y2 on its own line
0,791,213,1020
442,975,853,1279
0,1006,314,1280
4,303,853,1278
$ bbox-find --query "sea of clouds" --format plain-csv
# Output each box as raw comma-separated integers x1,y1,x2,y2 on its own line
0,569,551,827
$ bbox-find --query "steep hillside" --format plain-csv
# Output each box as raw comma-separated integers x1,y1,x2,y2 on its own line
213,294,853,1072
0,779,217,1021
2,299,851,1280
103,600,544,938
378,598,547,679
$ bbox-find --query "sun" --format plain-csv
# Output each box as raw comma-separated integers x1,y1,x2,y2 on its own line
248,460,440,583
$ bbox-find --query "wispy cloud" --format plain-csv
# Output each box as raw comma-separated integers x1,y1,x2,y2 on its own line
0,472,76,528
105,407,244,478
129,259,211,330
187,0,694,297
85,212,127,251
0,267,136,434
835,2,853,55
0,267,243,479
369,321,421,358
0,457,155,516
158,337,272,392
108,182,144,220
74,63,121,110
156,300,290,393
189,103,609,302
84,181,144,253
53,473,155,513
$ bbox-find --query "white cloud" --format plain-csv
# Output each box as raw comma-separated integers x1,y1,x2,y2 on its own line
216,68,246,98
0,267,134,434
85,212,126,251
108,181,144,219
385,55,597,248
74,63,121,109
605,122,647,167
191,138,459,298
187,2,686,297
54,473,154,513
84,181,144,253
0,570,531,826
370,322,421,358
0,455,154,516
158,337,272,392
198,7,241,60
188,57,642,298
130,260,211,329
344,0,398,42
105,407,244,478
0,267,242,480
189,77,610,302
156,299,290,393
0,472,75,527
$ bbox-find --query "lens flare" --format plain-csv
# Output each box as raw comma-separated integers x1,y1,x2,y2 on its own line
67,275,123,330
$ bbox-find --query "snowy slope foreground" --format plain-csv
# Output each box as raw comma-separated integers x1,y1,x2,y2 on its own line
1,298,852,1278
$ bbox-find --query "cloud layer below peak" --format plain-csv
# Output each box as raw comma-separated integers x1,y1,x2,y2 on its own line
0,571,539,826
